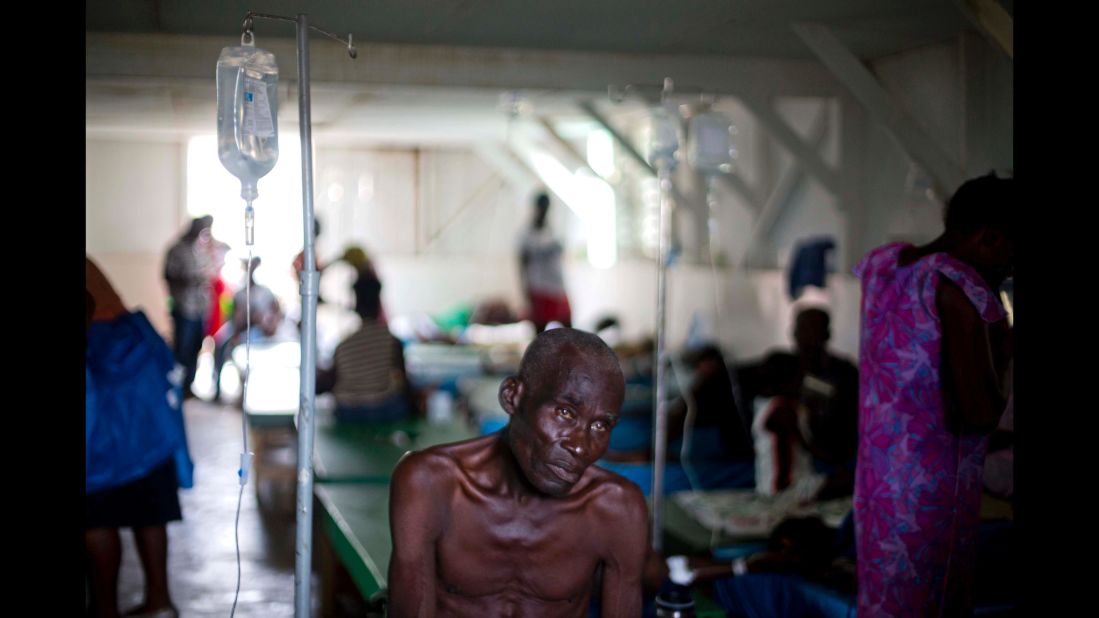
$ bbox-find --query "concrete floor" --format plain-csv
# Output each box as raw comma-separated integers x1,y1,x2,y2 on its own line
111,399,308,618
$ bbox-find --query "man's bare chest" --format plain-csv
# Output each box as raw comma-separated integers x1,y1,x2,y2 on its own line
435,494,603,601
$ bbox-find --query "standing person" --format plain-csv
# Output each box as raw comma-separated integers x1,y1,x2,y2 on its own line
204,235,232,340
163,216,218,398
852,174,1014,617
87,256,192,618
519,192,571,332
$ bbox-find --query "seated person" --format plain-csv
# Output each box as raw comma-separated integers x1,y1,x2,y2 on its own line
212,257,282,402
752,354,824,497
339,244,389,324
387,328,649,617
317,272,416,422
790,308,859,479
667,344,754,463
737,309,858,499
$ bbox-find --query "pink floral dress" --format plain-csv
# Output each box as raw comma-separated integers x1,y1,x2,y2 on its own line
853,243,1006,616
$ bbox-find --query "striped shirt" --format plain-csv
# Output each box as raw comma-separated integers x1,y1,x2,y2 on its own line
332,322,404,406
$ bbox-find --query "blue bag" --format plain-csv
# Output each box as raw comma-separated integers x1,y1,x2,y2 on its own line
86,311,194,493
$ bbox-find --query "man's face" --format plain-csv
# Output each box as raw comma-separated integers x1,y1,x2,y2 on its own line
503,349,624,497
976,228,1015,287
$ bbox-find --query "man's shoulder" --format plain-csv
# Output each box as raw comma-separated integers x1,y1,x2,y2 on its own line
579,468,649,555
391,445,461,494
584,466,647,515
392,435,495,487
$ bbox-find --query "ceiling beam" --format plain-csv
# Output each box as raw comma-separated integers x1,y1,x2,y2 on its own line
738,92,847,202
536,117,602,179
955,0,1013,60
737,102,830,268
87,32,843,98
792,22,965,196
576,100,654,175
471,142,539,190
720,169,761,214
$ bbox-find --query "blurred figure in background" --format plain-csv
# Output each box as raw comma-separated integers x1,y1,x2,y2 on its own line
519,192,571,332
163,216,218,398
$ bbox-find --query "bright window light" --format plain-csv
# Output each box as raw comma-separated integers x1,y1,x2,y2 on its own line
529,149,617,268
587,129,615,179
530,151,579,209
576,173,616,269
186,134,303,303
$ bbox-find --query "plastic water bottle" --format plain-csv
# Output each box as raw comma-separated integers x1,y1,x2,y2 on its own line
216,42,280,202
655,585,696,618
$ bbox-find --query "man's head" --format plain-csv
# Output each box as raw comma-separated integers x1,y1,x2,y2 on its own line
760,353,801,398
185,215,214,242
793,307,831,360
243,256,262,279
342,245,372,272
684,343,727,380
353,272,383,321
499,328,625,496
943,173,1016,286
533,192,551,229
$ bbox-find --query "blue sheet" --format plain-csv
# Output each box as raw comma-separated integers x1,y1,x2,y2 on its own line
713,574,855,618
597,460,755,495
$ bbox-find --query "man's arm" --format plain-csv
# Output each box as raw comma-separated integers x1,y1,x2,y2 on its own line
598,481,648,617
388,451,449,618
86,257,127,322
937,279,1008,434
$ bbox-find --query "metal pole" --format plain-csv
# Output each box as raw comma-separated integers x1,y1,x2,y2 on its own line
293,12,319,618
650,163,672,552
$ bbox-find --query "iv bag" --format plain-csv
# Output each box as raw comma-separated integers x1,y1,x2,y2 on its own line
647,107,681,170
216,43,280,202
687,110,736,176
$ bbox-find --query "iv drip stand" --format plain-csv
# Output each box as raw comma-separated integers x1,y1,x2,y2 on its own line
292,15,319,618
650,78,676,553
238,12,356,617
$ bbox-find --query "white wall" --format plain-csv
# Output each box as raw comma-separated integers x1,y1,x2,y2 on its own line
86,139,187,337
564,260,860,363
849,35,1014,261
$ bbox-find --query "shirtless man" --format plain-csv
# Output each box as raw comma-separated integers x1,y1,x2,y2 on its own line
388,328,648,617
